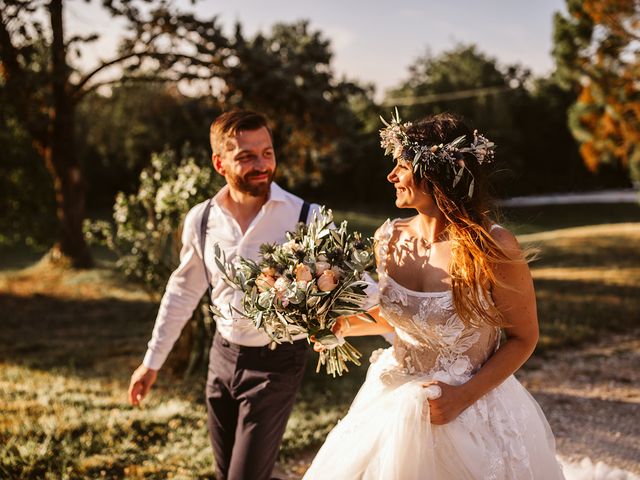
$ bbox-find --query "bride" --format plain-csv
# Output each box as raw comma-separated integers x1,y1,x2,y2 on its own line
303,111,565,479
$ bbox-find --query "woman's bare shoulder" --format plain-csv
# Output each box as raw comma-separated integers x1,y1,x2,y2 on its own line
374,216,414,238
489,224,524,260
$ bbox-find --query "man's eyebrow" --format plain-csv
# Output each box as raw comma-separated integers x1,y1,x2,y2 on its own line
235,146,274,155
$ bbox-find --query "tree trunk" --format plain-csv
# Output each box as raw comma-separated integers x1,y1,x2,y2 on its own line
46,0,92,268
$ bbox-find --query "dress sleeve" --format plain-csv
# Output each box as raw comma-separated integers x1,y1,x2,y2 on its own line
374,219,393,276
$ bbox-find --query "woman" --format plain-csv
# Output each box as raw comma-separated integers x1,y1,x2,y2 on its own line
303,112,566,479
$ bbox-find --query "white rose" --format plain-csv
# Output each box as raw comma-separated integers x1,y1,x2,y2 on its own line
282,239,300,254
274,277,290,293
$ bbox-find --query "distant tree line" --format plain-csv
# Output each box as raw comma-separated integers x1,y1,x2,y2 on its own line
1,0,636,268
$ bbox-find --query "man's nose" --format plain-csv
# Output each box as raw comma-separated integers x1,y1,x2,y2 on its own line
254,154,271,169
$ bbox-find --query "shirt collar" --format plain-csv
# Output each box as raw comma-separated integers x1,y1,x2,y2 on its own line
268,182,287,203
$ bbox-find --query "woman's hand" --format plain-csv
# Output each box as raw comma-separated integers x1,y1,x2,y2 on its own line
422,380,473,425
311,317,348,352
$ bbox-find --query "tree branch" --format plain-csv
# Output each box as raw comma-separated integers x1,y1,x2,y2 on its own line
72,51,142,94
73,74,178,102
73,49,224,100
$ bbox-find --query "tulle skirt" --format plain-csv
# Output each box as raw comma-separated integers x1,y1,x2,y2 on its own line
304,347,565,480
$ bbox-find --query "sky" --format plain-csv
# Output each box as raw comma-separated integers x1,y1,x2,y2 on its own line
64,0,567,99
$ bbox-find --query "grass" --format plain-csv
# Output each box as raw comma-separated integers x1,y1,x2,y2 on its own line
1,203,639,479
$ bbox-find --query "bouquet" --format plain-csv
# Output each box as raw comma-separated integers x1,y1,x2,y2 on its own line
211,207,376,376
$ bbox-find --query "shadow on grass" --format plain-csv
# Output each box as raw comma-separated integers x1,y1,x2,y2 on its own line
0,245,119,272
534,277,640,352
532,238,640,270
0,293,156,377
0,291,216,479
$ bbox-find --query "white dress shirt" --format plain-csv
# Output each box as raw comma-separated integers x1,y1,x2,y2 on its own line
143,182,378,370
143,182,315,369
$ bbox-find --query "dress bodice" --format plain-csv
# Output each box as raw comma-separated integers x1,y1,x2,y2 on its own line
376,219,500,383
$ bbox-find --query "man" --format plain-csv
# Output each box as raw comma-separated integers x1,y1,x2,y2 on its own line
128,110,318,480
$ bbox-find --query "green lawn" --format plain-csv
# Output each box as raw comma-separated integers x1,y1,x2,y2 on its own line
1,202,639,479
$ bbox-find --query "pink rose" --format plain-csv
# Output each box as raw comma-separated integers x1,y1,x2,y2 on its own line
255,273,276,292
315,261,331,277
295,264,313,283
330,266,341,279
317,270,338,292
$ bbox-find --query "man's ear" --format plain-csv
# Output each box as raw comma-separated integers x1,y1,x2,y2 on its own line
212,153,225,176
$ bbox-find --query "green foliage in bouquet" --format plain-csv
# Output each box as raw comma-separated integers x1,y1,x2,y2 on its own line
212,207,377,377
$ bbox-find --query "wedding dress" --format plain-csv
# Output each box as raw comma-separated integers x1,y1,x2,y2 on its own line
303,219,637,480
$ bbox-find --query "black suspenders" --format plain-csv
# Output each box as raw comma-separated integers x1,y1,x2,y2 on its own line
199,199,214,299
199,199,310,299
298,201,310,224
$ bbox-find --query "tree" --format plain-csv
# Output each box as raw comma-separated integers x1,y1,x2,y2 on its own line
553,0,640,184
77,82,221,210
0,0,228,267
222,21,367,188
0,92,56,249
384,45,531,194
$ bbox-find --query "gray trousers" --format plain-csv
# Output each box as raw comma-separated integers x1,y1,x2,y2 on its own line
205,331,308,480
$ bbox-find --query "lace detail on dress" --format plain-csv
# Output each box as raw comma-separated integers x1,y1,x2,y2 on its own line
454,383,535,480
375,219,500,382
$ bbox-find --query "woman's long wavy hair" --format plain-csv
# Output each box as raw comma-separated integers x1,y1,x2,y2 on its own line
404,113,514,327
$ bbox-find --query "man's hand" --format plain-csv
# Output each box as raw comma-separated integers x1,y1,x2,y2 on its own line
128,364,158,406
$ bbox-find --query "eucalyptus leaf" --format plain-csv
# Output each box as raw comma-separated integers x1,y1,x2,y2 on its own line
453,166,465,188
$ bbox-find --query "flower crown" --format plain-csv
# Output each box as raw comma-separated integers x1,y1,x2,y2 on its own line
379,108,496,198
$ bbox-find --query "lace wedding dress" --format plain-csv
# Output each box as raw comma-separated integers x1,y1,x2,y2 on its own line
303,219,582,480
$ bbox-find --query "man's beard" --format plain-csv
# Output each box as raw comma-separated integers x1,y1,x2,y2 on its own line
228,169,275,197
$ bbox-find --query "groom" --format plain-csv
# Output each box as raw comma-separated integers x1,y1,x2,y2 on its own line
128,110,317,480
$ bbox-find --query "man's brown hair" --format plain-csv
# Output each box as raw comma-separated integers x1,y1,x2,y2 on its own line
209,110,272,155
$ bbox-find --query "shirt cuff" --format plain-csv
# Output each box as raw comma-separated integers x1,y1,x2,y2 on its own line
142,349,167,371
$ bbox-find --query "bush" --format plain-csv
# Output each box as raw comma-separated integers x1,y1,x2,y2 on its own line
85,144,225,375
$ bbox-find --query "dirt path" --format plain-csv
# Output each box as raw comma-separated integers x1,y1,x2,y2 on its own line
276,329,640,479
521,329,640,475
